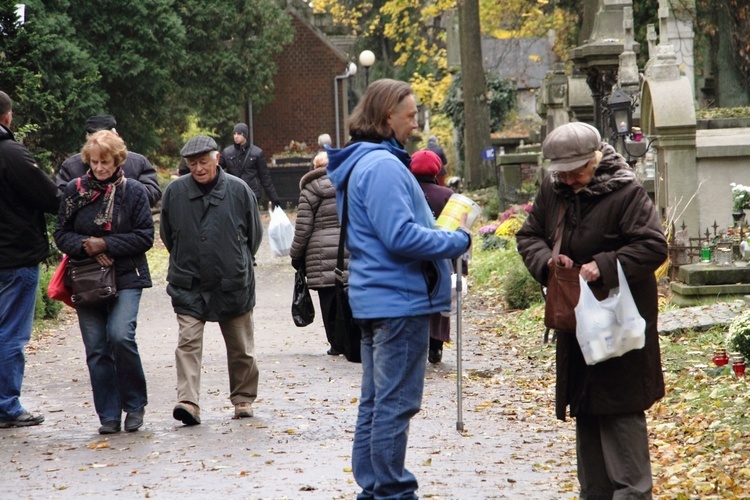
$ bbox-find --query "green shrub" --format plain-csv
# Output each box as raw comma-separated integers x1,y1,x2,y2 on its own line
483,194,500,220
502,257,542,310
480,233,513,251
35,265,63,320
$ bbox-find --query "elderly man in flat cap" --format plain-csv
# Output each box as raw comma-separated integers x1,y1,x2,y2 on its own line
57,114,162,207
219,122,281,209
160,135,263,425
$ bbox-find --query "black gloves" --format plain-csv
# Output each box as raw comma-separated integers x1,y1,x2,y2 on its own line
291,258,304,271
272,200,283,209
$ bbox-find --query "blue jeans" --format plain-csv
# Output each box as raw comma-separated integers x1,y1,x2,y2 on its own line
0,266,39,420
352,315,429,500
76,288,147,424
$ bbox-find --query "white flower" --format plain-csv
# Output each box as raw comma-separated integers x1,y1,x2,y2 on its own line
730,183,750,211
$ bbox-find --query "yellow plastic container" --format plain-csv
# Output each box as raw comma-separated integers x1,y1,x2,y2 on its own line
435,193,481,231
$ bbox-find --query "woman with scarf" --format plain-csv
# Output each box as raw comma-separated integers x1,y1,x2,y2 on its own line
516,122,667,498
54,130,154,435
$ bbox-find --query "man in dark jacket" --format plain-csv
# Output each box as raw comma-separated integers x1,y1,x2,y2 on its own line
160,135,263,426
219,123,281,208
0,90,60,429
56,115,162,207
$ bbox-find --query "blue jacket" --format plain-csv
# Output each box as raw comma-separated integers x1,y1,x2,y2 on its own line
326,139,470,319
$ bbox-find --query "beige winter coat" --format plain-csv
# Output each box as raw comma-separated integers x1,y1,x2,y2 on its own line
290,167,348,289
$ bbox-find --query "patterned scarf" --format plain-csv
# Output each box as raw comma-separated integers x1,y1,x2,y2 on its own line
63,168,124,231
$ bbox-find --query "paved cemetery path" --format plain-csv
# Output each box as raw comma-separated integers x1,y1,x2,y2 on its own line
2,213,576,499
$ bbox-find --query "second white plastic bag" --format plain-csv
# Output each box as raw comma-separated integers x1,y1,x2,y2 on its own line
574,260,646,365
268,206,294,257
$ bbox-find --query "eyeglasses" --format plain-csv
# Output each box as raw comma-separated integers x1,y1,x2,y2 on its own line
553,167,589,182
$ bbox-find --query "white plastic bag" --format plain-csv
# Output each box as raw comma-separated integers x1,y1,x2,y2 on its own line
268,206,294,257
574,260,646,365
446,273,469,316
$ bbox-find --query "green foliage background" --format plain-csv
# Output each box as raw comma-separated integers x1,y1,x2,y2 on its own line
0,0,292,171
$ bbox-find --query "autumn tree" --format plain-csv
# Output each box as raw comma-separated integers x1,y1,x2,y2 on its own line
479,0,579,60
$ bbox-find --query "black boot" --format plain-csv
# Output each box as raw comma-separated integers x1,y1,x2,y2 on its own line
428,348,443,364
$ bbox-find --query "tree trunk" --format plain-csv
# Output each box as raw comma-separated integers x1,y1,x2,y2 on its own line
457,0,491,189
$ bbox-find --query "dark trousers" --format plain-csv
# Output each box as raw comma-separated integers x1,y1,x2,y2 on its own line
317,287,336,347
575,412,653,499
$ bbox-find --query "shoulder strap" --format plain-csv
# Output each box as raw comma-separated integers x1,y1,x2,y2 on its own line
551,203,566,260
335,174,350,289
238,146,255,173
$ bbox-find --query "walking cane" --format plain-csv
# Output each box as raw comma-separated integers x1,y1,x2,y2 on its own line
455,256,464,432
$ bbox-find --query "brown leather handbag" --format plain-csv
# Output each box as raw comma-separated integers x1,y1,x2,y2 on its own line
544,262,580,332
67,257,118,307
543,205,580,332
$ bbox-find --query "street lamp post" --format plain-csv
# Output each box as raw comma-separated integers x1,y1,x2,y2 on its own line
334,62,357,148
358,50,375,87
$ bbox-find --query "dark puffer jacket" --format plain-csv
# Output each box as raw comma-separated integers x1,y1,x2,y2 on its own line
516,143,668,421
54,176,154,290
289,167,348,289
220,143,279,204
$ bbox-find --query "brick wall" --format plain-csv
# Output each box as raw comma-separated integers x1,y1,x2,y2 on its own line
253,13,348,159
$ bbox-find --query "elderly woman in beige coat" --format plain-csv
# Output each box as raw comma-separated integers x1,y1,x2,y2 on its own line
290,151,348,355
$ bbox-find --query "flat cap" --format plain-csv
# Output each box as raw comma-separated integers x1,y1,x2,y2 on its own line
542,122,601,172
180,135,218,157
85,115,117,134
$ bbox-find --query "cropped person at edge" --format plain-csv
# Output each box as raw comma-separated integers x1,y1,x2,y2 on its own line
0,90,60,429
326,78,471,499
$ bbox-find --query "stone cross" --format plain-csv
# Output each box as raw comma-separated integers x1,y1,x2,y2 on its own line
659,1,670,45
623,6,634,52
647,24,658,59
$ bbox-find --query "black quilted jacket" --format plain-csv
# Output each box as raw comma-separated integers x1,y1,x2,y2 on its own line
53,177,154,290
0,125,60,268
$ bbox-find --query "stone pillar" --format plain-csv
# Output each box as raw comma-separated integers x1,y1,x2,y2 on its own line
641,42,697,226
542,63,570,134
569,0,640,137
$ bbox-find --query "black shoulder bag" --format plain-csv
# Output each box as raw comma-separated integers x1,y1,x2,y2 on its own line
332,175,362,363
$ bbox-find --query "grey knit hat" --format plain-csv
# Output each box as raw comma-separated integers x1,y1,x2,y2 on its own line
180,135,218,157
233,123,249,138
